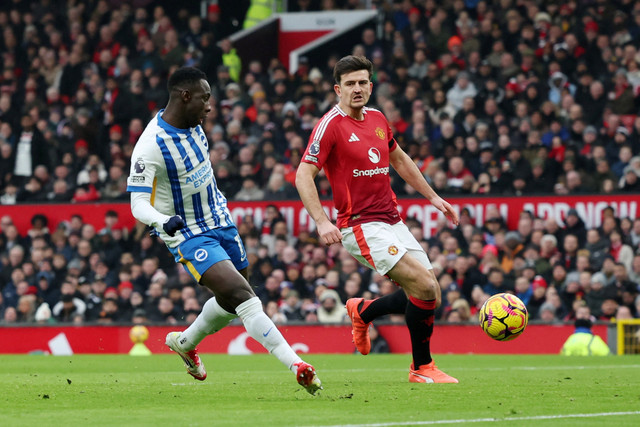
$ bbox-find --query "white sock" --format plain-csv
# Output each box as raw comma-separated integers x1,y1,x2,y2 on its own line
236,296,303,373
179,297,237,351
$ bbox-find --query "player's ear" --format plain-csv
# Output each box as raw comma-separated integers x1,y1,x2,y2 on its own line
334,84,341,97
180,89,191,103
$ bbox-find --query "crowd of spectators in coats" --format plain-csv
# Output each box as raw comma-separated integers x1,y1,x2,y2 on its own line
0,0,639,326
1,205,639,326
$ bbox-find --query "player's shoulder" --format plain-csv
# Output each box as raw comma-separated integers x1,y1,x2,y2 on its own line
132,116,161,152
363,106,385,118
318,105,347,126
312,105,346,138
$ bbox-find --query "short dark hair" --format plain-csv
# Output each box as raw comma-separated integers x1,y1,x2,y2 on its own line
31,214,48,227
167,67,207,92
333,55,373,84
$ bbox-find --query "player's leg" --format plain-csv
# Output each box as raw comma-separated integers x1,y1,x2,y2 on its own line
344,222,456,382
166,232,241,346
201,259,322,394
175,243,256,351
212,226,305,372
344,287,408,354
215,226,322,394
167,228,321,393
386,254,438,363
166,281,237,379
165,233,241,380
358,288,408,323
178,294,237,350
342,222,410,354
200,260,300,366
385,228,457,383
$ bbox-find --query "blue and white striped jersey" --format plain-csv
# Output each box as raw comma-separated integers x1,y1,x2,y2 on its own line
126,110,233,248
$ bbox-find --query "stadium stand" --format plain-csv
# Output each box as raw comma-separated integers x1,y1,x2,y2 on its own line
0,0,639,326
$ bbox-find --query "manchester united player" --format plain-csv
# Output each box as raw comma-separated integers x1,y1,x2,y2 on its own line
296,55,460,383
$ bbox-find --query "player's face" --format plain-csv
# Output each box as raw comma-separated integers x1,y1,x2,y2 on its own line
185,79,212,127
335,69,372,111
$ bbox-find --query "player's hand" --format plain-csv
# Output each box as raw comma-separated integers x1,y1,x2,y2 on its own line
430,196,459,226
317,221,342,246
163,215,185,237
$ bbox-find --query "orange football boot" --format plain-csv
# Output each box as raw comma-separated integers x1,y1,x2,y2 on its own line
409,361,458,383
345,298,372,355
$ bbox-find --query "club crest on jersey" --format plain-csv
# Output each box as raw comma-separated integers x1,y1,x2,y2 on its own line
309,140,320,155
368,147,381,164
375,127,386,140
194,249,208,262
134,157,145,173
388,245,398,255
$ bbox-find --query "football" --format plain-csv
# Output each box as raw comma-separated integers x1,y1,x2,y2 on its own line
129,325,150,344
479,293,528,341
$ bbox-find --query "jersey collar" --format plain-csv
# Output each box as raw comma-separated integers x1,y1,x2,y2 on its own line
157,109,191,134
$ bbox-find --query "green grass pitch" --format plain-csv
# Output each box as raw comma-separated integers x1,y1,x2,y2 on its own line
2,354,640,426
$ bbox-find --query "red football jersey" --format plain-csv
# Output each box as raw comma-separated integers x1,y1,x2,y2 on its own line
302,105,401,228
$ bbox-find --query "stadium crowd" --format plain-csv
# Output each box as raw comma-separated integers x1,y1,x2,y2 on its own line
0,0,640,327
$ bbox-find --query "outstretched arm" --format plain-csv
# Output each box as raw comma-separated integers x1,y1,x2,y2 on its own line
389,146,459,226
295,162,342,245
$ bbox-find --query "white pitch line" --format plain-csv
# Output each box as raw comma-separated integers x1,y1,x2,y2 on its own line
310,411,640,427
450,363,640,372
179,364,640,378
305,364,640,373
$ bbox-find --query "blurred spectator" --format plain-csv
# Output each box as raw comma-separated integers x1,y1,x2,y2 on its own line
538,302,559,322
52,292,86,323
316,289,346,323
368,324,390,354
2,307,18,324
280,290,305,322
16,294,37,322
12,115,49,187
609,229,634,272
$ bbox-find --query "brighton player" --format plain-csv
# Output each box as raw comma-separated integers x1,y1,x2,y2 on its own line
127,67,321,394
296,55,459,383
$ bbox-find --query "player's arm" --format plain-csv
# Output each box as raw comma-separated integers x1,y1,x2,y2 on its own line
127,147,184,237
130,192,185,237
295,162,342,245
389,145,459,226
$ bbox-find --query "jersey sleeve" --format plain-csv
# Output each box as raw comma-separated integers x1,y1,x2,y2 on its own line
127,142,161,194
301,115,336,169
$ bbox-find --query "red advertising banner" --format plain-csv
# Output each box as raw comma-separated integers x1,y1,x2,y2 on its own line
3,194,637,239
0,324,608,355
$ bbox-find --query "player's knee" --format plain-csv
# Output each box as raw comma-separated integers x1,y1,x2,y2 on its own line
429,277,442,307
217,287,255,312
414,272,437,290
415,275,439,301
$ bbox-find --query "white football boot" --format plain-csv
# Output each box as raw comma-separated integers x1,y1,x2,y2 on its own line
165,332,207,381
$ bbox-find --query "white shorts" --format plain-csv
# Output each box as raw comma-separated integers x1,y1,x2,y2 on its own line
341,221,432,276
